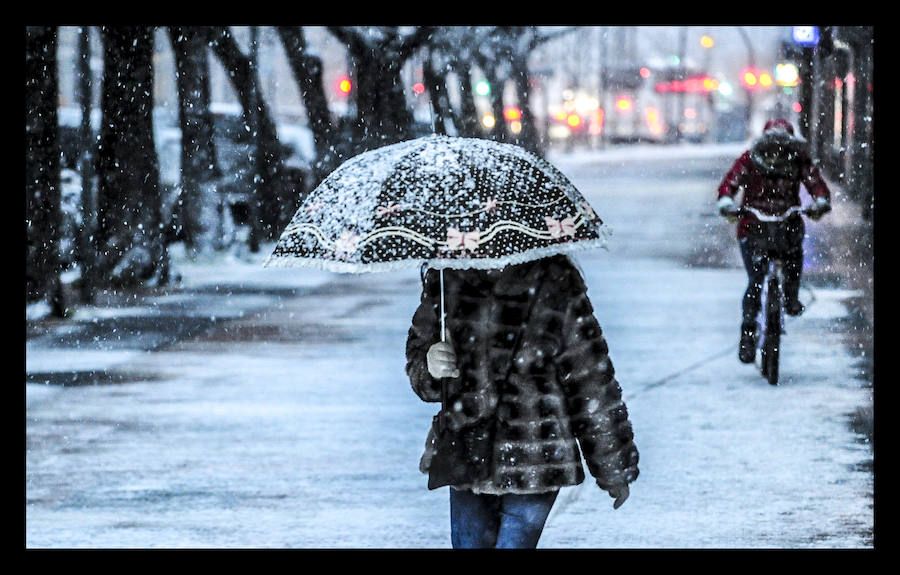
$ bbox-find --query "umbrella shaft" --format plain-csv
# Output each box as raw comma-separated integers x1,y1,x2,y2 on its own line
440,268,446,343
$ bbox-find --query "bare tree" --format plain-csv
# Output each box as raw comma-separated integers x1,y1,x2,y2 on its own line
276,26,342,185
327,26,434,150
74,26,97,303
168,26,220,252
94,26,168,287
424,27,576,156
206,26,292,242
25,25,65,315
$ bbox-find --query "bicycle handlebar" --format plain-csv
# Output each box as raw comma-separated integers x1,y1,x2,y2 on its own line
730,205,813,222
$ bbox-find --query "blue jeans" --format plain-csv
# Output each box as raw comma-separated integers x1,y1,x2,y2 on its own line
449,488,559,549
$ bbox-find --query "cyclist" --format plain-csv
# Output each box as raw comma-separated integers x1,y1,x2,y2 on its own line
717,118,832,364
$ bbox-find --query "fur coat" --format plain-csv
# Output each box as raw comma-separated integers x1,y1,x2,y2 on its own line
406,255,639,495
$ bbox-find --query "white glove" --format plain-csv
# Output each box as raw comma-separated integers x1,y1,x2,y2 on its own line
809,196,831,220
427,341,460,379
717,196,738,222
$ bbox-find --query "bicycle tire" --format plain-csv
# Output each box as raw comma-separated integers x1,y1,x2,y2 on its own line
762,276,782,386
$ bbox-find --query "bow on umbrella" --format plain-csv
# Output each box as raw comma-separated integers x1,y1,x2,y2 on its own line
445,228,481,252
545,216,576,238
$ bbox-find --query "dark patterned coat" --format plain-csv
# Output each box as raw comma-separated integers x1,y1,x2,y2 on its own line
406,255,639,495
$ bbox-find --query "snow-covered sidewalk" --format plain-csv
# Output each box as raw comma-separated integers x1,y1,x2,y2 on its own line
25,144,874,548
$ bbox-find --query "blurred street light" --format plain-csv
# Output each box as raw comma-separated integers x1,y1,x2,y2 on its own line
700,35,714,49
336,76,352,95
775,63,800,87
503,106,522,121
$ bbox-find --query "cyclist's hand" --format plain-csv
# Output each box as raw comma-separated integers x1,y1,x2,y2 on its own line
717,197,739,223
720,206,740,223
808,198,832,221
427,341,460,379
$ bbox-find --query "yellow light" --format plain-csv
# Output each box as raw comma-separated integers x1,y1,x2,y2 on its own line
482,114,496,128
338,78,352,94
759,73,773,87
775,63,800,87
743,72,758,87
510,121,522,134
566,114,581,128
615,97,633,112
700,35,714,49
645,106,664,135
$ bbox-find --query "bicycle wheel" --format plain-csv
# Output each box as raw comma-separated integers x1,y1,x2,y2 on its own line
761,276,782,385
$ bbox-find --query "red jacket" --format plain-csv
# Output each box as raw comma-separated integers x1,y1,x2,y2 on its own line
717,148,831,238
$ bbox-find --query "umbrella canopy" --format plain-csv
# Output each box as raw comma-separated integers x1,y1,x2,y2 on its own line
264,134,609,273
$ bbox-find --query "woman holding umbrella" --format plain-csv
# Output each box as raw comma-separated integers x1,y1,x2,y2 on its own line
267,134,639,549
407,254,639,548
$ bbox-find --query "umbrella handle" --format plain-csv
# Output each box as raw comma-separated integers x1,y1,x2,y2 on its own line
440,268,446,343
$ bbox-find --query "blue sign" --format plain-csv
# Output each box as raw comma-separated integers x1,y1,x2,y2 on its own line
792,26,820,47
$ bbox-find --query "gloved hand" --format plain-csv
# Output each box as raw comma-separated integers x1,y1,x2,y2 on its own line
717,196,739,223
427,341,460,379
608,484,630,510
808,197,832,221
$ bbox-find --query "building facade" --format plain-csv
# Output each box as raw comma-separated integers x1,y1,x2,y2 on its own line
792,26,874,218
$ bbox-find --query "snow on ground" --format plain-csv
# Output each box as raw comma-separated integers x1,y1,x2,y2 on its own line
25,143,873,548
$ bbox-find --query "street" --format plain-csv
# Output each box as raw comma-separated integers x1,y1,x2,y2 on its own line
25,143,874,548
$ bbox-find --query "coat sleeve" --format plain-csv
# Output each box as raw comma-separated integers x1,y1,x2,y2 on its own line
799,150,831,201
406,274,442,403
717,151,752,201
552,264,639,493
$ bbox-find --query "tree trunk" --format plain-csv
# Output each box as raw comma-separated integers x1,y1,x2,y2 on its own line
25,26,65,316
95,26,167,287
168,26,220,252
452,60,481,138
327,26,433,152
353,49,414,147
510,50,542,155
422,53,449,135
207,26,288,241
75,26,97,303
276,26,339,185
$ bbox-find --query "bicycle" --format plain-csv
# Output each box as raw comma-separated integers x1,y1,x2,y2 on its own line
730,205,815,386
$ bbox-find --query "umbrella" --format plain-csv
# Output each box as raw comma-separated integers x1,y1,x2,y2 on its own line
264,134,610,339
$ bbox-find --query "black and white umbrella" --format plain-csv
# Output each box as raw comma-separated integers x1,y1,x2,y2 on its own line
265,134,609,273
265,134,610,340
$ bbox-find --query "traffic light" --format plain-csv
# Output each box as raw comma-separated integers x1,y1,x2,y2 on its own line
336,75,352,95
475,80,491,96
503,106,522,122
